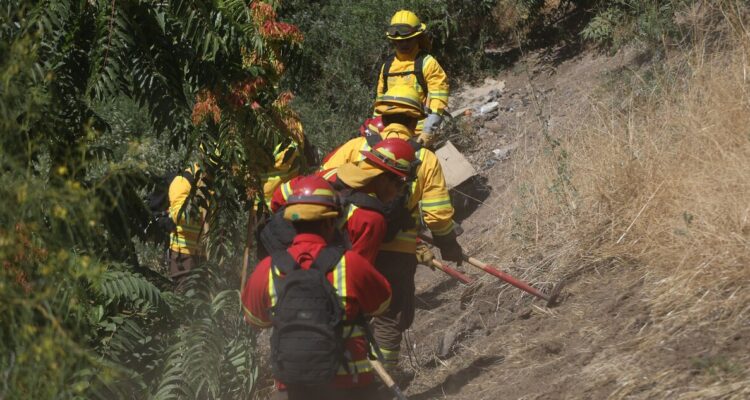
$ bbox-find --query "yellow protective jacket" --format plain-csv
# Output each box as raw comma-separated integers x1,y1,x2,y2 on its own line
375,48,449,131
169,167,204,256
322,123,455,254
258,141,302,209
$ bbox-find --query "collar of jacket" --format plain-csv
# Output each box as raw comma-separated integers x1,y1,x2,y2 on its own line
380,123,414,140
290,232,328,247
395,46,419,61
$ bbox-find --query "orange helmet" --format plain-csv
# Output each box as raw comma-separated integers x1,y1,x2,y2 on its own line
283,176,339,221
361,138,417,178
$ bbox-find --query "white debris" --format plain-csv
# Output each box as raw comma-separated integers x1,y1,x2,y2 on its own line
479,101,499,115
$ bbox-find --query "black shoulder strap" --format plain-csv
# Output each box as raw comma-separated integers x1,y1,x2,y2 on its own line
414,51,428,96
408,138,422,152
365,133,382,149
310,245,346,274
381,57,395,94
269,250,300,301
382,53,429,96
271,250,299,275
346,192,385,214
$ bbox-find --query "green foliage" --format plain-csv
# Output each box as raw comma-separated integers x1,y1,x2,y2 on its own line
279,0,498,152
0,0,301,398
580,0,684,48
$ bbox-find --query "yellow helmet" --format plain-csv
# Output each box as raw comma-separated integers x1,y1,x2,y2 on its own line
386,10,426,40
374,85,427,119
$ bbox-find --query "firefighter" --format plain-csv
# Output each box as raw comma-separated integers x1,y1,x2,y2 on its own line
323,85,464,370
267,138,418,264
166,164,206,289
375,9,449,148
242,176,392,400
167,143,219,290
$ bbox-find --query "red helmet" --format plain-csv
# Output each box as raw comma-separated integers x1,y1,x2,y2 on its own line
286,175,338,208
359,116,385,137
284,176,339,221
361,138,417,178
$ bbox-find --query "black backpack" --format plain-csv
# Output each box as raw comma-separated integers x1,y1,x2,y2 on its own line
381,50,429,96
269,246,348,386
144,171,196,244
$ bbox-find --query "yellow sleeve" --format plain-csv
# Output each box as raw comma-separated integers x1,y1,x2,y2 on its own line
417,150,455,236
168,176,193,223
321,138,366,170
373,63,386,116
423,55,449,115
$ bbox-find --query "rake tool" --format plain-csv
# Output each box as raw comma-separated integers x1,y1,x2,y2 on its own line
419,233,563,307
429,259,474,285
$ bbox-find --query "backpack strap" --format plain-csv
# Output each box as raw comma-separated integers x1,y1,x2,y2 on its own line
269,249,301,300
414,51,428,97
346,192,385,214
270,250,300,275
381,57,395,94
365,132,382,148
408,138,422,152
310,245,346,274
381,52,430,96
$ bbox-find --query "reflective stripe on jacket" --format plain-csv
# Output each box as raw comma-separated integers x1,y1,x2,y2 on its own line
321,123,455,254
242,233,392,389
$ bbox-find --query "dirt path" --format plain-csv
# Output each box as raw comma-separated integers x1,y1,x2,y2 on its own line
403,47,646,399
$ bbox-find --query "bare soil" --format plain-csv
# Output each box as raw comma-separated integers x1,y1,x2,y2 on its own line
401,47,673,399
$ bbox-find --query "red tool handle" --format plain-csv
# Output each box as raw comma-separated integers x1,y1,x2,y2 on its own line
431,260,474,285
465,256,549,301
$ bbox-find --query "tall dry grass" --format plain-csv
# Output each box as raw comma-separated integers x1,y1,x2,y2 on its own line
490,3,750,398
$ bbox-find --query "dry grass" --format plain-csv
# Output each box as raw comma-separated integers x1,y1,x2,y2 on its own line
488,4,750,398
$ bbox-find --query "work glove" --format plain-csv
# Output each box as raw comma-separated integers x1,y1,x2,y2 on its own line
416,131,433,147
417,113,443,147
422,113,443,134
415,242,436,267
432,231,463,266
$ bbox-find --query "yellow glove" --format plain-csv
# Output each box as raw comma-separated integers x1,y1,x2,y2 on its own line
415,242,436,267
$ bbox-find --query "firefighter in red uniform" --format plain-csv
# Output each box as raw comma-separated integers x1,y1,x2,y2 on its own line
243,176,392,400
268,139,418,264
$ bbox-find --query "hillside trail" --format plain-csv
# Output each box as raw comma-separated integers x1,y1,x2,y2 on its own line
401,46,647,399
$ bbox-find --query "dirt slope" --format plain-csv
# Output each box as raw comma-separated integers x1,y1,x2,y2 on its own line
402,48,679,399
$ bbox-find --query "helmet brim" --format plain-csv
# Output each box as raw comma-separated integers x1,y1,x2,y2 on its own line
337,161,385,188
283,204,339,221
360,151,409,178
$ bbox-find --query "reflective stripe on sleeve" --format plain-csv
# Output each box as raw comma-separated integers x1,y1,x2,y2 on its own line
332,256,347,318
268,267,277,307
280,181,293,201
420,196,452,211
